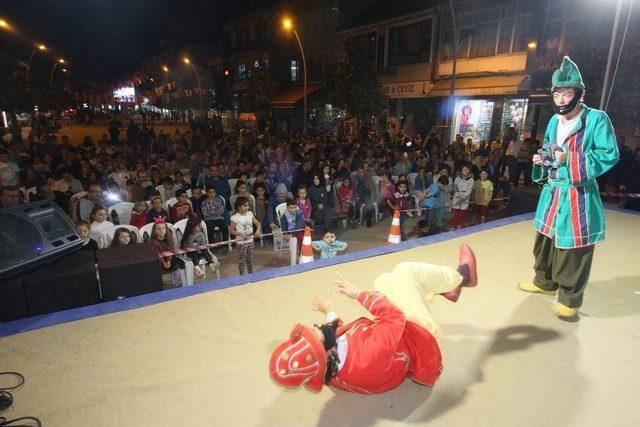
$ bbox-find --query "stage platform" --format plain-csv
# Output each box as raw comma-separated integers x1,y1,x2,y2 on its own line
1,209,639,427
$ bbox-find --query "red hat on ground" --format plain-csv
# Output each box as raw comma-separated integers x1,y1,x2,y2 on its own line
270,323,327,392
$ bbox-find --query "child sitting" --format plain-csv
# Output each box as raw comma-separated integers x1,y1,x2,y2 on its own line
170,189,194,222
311,229,348,259
230,182,254,213
295,185,313,227
111,227,135,247
147,196,171,223
89,205,114,248
417,220,430,238
180,215,220,278
150,217,185,284
76,220,98,252
130,201,149,229
279,198,306,253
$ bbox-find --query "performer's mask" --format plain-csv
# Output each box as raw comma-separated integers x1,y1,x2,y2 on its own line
552,88,583,115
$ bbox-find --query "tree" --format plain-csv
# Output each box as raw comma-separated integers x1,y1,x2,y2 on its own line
245,67,277,130
327,42,386,127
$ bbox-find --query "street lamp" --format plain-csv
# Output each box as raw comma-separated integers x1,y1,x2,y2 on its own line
600,0,624,110
0,19,9,29
162,65,169,73
183,57,203,118
282,16,308,136
26,43,48,83
50,58,66,86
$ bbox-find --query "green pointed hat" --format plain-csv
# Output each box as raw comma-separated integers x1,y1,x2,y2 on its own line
551,56,585,92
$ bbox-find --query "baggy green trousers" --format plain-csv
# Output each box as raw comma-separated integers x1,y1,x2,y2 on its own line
532,232,595,308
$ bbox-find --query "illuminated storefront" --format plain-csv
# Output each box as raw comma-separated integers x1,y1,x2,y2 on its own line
451,97,529,143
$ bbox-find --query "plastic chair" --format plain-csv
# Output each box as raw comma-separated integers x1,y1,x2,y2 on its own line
26,186,37,202
227,178,238,193
101,224,141,247
273,202,290,251
408,173,418,190
108,202,135,225
155,185,166,202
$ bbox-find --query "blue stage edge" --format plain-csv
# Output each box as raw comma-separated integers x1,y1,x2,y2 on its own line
0,213,537,338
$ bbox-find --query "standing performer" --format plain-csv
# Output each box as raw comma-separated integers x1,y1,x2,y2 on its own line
269,244,477,394
518,56,619,319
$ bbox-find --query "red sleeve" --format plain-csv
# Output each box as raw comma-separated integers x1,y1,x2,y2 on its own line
356,291,406,354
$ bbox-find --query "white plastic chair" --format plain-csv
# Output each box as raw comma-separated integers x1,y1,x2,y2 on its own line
227,178,238,193
155,185,166,202
174,218,220,280
108,202,135,225
101,224,141,247
273,202,290,251
408,173,418,190
26,186,37,202
140,221,189,287
391,175,399,184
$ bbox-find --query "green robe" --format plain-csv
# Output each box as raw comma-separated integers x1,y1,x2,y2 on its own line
532,105,619,248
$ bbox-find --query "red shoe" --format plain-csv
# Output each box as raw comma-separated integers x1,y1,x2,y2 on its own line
458,243,477,287
440,285,461,302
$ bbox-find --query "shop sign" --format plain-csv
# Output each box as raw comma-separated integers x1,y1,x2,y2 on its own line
382,81,432,99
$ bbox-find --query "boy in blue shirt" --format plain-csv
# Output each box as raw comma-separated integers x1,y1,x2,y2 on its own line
311,230,348,259
423,175,449,229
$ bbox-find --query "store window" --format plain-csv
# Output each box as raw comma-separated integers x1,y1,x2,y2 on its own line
452,99,495,143
290,60,299,82
500,99,528,137
387,19,433,66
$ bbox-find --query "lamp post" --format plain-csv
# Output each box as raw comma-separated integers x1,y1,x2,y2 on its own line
26,44,47,83
49,58,65,86
282,17,307,136
183,57,204,118
447,0,458,145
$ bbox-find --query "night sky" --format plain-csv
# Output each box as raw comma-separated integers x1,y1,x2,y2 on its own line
2,0,252,86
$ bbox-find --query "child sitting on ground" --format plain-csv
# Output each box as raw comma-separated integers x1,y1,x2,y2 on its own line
111,227,135,247
130,200,148,229
180,215,221,278
76,220,98,252
311,229,348,259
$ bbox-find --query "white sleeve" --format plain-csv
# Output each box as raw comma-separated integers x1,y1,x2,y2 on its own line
326,311,338,322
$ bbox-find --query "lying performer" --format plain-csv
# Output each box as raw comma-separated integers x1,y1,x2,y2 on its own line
269,244,477,394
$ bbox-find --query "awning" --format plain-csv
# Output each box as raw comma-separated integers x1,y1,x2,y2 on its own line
271,85,322,109
430,75,530,97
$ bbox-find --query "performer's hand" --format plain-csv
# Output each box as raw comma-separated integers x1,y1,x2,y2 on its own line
555,148,568,165
334,272,360,299
313,294,332,314
532,154,543,166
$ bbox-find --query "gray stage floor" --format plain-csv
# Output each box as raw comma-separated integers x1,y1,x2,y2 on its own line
1,210,639,427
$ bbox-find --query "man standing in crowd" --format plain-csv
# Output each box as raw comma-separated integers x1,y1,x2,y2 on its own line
518,57,619,319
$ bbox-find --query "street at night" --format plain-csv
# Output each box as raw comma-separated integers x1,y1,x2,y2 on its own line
1,1,640,426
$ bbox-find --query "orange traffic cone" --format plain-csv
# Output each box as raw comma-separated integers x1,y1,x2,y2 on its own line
387,210,401,245
299,226,314,264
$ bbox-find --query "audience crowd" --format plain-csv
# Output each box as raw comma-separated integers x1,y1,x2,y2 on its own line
1,117,638,282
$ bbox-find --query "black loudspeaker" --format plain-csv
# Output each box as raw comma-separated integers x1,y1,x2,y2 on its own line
21,250,100,317
0,200,83,277
508,186,542,216
0,275,29,322
96,243,164,301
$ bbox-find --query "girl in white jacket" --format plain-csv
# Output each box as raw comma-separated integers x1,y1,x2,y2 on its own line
451,165,474,230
